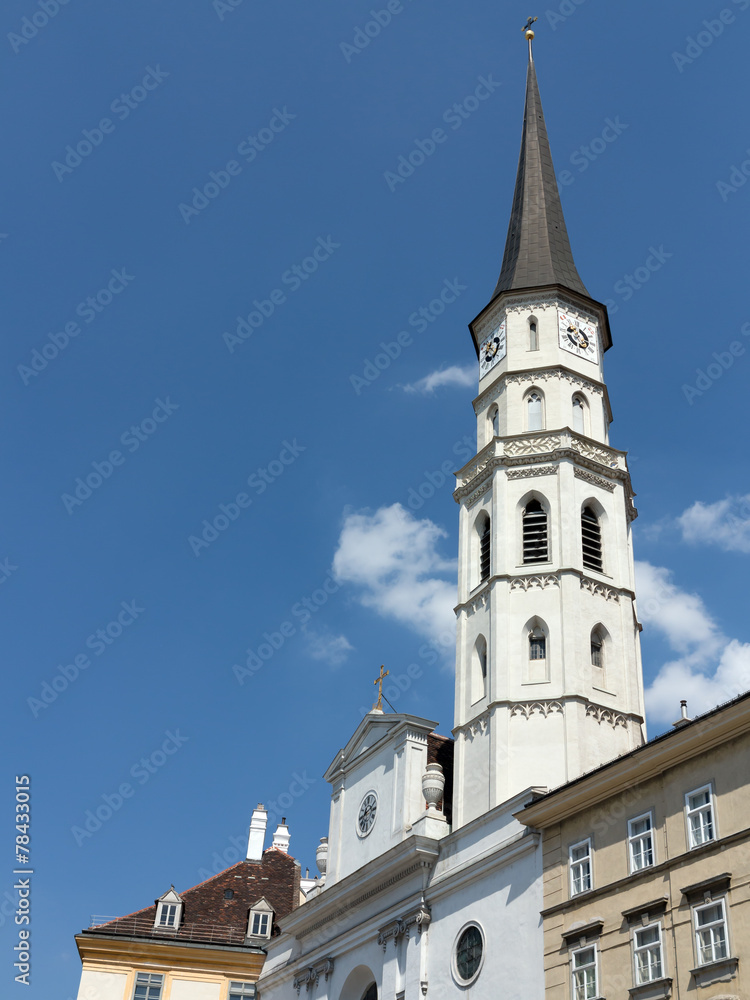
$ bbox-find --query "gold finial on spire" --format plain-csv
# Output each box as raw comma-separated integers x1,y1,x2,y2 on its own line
522,16,537,59
373,664,389,711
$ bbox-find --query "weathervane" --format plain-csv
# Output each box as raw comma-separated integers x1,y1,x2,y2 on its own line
522,16,537,58
373,664,389,711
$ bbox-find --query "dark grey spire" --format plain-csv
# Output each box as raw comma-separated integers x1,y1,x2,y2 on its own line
493,52,589,299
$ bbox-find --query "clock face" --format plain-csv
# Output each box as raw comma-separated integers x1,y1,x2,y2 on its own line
357,792,377,836
478,320,506,377
558,311,598,363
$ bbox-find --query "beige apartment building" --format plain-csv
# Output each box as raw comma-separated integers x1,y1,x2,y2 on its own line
518,692,750,1000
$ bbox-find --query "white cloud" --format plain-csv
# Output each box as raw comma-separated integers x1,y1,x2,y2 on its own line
676,494,750,554
303,628,353,668
332,503,456,654
637,560,750,725
401,365,475,395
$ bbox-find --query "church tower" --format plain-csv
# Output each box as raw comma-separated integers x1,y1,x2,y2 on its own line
452,36,646,827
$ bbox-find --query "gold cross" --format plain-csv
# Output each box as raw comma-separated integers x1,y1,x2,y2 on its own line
373,664,389,711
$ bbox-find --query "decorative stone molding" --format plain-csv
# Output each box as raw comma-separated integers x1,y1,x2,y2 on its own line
570,436,616,466
586,703,627,728
505,434,562,457
511,701,563,719
574,467,616,492
580,577,621,602
465,584,490,614
461,711,490,741
377,904,432,950
298,861,432,937
507,465,558,480
505,369,604,396
466,478,492,507
510,574,560,592
294,958,335,994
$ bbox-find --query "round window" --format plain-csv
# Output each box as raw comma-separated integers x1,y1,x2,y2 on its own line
454,923,484,984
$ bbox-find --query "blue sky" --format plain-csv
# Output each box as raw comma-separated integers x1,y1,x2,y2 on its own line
2,0,750,993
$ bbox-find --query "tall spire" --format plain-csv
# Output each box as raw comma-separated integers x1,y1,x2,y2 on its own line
492,36,589,299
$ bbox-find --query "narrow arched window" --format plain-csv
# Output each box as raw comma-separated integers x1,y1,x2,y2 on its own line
529,627,546,661
489,406,499,437
572,395,585,434
581,506,603,572
527,392,543,431
591,629,604,668
480,515,491,581
529,320,539,352
472,635,488,702
523,499,548,563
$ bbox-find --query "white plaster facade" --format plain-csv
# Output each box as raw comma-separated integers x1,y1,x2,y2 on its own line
259,713,545,1000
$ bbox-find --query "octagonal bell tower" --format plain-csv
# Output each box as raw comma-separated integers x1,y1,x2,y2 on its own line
452,35,646,828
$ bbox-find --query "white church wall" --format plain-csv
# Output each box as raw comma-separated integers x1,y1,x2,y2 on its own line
170,980,222,1000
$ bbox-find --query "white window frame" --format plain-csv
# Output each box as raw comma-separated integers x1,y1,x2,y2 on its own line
571,944,598,1000
157,903,178,928
569,838,593,897
628,811,655,873
633,921,664,984
133,973,164,1000
693,898,730,966
229,984,257,1000
685,783,716,849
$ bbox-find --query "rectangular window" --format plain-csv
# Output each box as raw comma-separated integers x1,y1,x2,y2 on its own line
251,912,270,936
569,839,592,896
634,924,663,984
158,904,177,927
628,812,654,872
133,973,164,1000
571,945,598,1000
229,984,257,1000
694,900,729,965
686,785,715,848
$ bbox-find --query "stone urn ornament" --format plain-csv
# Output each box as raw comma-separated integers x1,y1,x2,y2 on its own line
315,837,328,876
422,763,445,812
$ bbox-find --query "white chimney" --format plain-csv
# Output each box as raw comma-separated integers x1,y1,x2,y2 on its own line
246,804,268,860
672,700,692,728
272,818,291,853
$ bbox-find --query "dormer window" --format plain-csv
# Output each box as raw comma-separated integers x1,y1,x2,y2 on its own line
153,886,183,932
247,897,274,939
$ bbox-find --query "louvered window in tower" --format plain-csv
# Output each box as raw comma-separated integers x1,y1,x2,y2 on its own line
523,500,548,563
581,507,603,572
480,517,491,581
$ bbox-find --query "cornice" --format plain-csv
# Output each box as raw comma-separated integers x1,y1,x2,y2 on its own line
276,837,440,941
519,699,750,829
454,696,643,739
454,569,635,615
75,932,265,975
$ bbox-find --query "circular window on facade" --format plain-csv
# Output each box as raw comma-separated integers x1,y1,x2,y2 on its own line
453,923,484,985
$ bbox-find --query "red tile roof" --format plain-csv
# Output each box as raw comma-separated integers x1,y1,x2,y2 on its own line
86,848,300,947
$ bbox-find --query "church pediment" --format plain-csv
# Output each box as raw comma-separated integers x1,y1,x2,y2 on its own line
324,712,438,782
